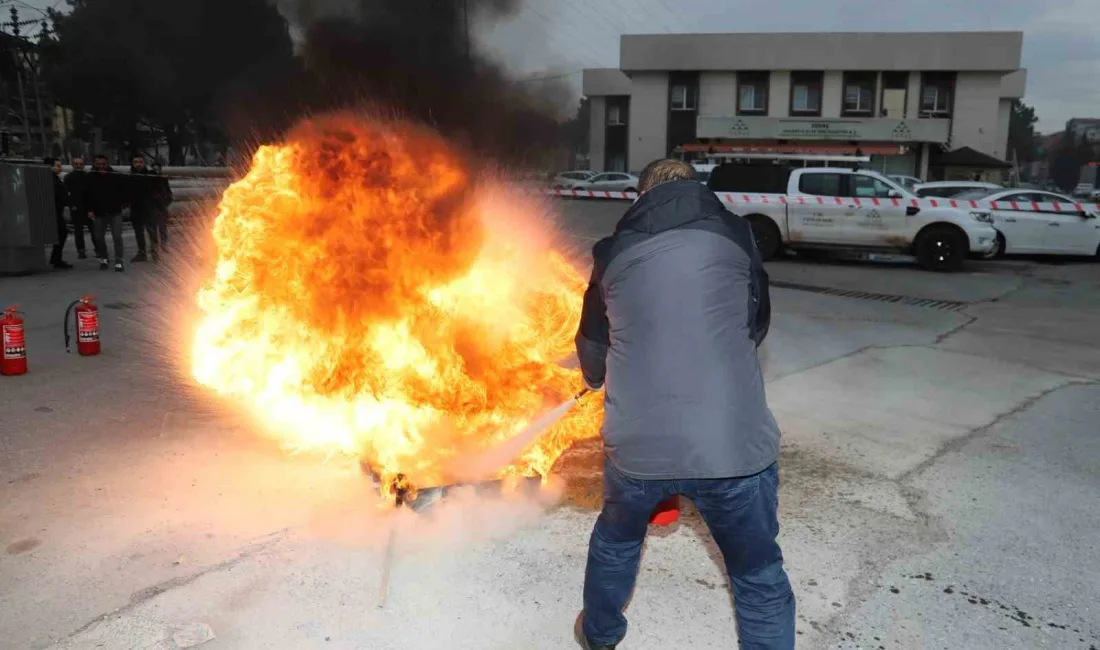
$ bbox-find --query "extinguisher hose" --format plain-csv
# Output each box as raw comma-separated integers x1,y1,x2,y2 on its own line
63,300,80,353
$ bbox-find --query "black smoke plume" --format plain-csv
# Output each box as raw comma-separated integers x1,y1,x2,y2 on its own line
230,0,567,166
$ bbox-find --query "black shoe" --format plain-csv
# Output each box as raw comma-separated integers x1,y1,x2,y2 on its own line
52,260,74,270
99,259,109,270
114,260,124,272
131,251,148,263
77,250,87,260
151,249,160,264
574,613,616,650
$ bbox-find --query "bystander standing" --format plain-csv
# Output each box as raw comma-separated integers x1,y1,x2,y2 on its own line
85,154,127,272
128,155,157,263
149,162,173,260
64,156,92,259
48,159,73,270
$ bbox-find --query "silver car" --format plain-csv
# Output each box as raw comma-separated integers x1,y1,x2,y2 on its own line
576,172,640,193
551,170,596,189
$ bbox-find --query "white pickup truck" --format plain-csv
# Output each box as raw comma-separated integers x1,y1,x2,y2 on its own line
708,166,999,271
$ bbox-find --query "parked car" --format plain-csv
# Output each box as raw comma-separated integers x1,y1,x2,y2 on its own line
692,163,716,184
951,188,1100,258
1090,188,1100,202
575,172,640,193
550,170,596,189
1072,183,1096,198
912,181,1002,198
887,174,923,191
706,164,998,271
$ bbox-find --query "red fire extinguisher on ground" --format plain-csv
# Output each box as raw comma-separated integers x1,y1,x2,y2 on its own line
64,296,101,356
1,305,28,376
649,496,681,526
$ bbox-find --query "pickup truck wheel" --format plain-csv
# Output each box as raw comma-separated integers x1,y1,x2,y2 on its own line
915,226,967,271
982,232,1006,260
748,216,782,261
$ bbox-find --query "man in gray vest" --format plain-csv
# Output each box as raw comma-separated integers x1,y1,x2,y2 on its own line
574,159,794,650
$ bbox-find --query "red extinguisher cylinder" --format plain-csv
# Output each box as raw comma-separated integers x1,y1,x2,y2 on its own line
75,302,100,357
65,297,101,357
1,306,28,376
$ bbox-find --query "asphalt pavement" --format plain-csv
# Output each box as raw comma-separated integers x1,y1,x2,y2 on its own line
1,199,1098,649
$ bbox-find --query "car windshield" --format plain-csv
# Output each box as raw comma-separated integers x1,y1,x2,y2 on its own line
951,189,998,200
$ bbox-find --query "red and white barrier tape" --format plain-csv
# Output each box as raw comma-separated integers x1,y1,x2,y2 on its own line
545,189,1100,214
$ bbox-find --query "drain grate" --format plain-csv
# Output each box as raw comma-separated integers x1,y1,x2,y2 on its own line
771,281,968,312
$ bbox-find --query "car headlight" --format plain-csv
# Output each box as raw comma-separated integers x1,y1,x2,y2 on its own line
969,211,993,224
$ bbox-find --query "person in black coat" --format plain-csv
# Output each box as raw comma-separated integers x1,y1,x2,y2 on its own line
63,156,92,259
48,159,73,269
85,154,128,271
149,162,173,258
128,155,158,262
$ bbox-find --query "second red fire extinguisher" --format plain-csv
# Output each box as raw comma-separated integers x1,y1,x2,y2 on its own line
1,305,28,376
64,296,101,356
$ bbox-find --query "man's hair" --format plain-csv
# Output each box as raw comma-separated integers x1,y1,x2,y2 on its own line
93,154,107,161
638,158,695,193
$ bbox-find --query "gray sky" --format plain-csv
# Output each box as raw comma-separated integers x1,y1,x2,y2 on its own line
478,0,1098,134
15,0,1097,133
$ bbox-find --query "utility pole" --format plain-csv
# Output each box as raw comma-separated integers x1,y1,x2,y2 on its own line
462,0,470,68
9,7,32,157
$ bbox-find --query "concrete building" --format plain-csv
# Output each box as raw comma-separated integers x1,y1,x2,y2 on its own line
583,32,1026,181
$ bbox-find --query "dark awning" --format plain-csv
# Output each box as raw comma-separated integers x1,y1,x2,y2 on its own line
930,146,1012,169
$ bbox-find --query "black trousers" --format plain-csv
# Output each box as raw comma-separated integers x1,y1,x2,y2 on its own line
71,208,91,253
49,209,68,265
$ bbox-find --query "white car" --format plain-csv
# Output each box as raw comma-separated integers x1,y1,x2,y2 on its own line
551,170,596,189
887,174,923,191
576,172,640,193
952,188,1100,258
913,181,1002,198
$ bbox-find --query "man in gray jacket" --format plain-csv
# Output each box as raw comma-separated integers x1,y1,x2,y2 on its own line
574,159,794,650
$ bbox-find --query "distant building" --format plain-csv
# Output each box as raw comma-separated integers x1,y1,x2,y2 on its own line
583,31,1026,181
1065,118,1100,145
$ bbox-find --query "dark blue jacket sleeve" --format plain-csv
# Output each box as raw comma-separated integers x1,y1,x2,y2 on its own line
575,239,612,388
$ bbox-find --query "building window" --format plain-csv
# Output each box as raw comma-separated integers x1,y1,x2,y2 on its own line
607,105,624,126
842,72,875,116
737,72,769,114
790,72,823,116
670,83,697,111
920,72,955,117
881,72,909,118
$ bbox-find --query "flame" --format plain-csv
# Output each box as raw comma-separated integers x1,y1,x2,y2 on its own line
190,113,601,491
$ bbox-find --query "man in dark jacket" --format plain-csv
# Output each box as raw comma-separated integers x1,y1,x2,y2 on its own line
48,159,73,270
86,154,127,271
574,159,793,650
148,162,172,259
63,156,91,259
128,155,157,263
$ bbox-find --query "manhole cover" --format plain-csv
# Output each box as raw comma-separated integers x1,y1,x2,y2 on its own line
770,281,968,312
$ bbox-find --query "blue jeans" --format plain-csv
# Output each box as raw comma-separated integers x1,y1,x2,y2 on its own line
582,460,795,649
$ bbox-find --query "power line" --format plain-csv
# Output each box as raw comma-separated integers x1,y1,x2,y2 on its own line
514,3,609,69
526,0,611,64
513,69,583,84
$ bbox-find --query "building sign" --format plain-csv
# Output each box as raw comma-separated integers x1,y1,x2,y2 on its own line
697,115,950,144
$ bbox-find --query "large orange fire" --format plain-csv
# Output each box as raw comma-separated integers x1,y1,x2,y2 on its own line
191,113,601,491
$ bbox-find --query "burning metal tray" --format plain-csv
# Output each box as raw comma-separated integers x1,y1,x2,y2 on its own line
359,460,542,512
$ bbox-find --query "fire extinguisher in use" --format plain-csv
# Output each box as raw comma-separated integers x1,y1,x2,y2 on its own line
64,296,101,357
1,305,28,376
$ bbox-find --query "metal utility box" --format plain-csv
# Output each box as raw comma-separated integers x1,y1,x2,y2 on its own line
0,161,57,275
